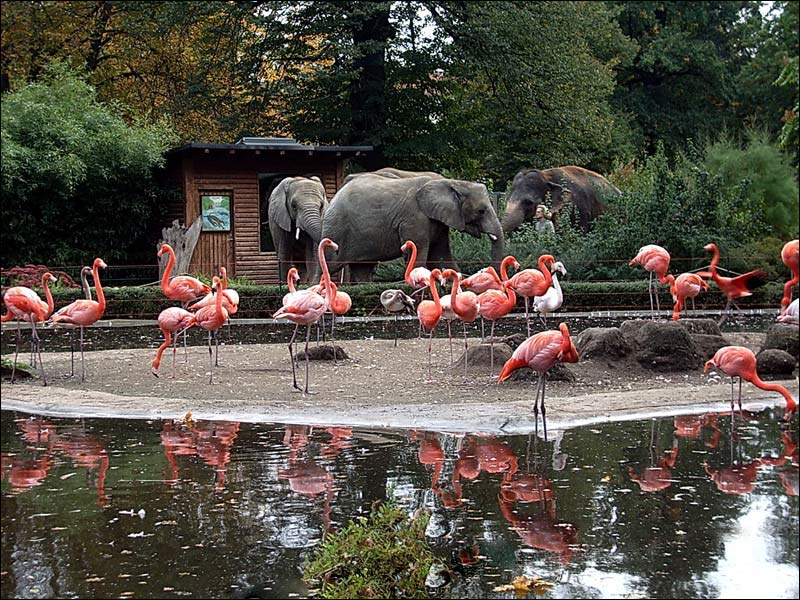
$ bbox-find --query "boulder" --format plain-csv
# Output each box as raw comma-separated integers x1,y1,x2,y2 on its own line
295,344,349,361
762,323,799,362
574,327,631,360
630,321,702,371
690,333,729,361
756,349,797,377
500,362,577,383
454,342,513,374
676,318,722,336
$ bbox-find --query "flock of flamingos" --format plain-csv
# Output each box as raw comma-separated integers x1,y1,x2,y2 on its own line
2,237,799,425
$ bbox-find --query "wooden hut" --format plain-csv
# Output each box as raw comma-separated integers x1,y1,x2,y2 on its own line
162,137,371,284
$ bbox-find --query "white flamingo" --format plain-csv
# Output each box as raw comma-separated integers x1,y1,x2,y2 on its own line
532,261,567,327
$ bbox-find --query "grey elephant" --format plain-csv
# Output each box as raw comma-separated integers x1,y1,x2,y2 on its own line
502,166,621,234
268,176,328,282
343,167,444,185
322,174,505,281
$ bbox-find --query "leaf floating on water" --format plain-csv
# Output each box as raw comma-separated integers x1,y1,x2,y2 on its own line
155,520,178,526
60,472,78,480
493,575,555,595
85,577,104,583
600,475,611,483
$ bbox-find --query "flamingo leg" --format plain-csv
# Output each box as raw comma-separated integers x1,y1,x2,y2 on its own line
31,321,46,386
207,330,214,384
427,329,434,382
489,321,496,377
70,329,75,376
654,276,661,314
462,321,469,381
214,330,220,367
11,324,20,383
533,374,543,440
330,313,338,365
737,377,743,415
79,326,85,382
540,373,548,442
448,321,453,365
524,297,531,337
288,324,301,391
303,323,313,395
394,314,398,347
648,272,655,318
171,335,178,379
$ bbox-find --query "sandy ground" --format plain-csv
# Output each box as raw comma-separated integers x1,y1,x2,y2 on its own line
2,329,797,435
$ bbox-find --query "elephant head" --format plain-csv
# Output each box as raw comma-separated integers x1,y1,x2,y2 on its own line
417,179,505,268
268,176,328,281
501,169,567,234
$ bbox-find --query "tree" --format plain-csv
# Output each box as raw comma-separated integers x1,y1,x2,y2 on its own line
1,63,176,266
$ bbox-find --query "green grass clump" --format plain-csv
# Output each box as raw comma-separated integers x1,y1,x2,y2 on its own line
304,500,435,599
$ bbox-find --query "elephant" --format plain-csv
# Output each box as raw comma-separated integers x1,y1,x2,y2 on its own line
502,166,621,234
321,174,505,282
343,167,444,185
268,176,328,282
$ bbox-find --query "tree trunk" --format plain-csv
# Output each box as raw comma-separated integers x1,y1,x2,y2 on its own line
157,217,202,278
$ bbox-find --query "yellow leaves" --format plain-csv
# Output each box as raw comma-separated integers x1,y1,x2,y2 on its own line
184,411,195,429
492,575,555,596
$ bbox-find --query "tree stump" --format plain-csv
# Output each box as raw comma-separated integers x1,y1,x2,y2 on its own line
157,217,202,278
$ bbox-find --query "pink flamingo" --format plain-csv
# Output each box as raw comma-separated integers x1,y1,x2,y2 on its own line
273,238,337,393
477,280,517,376
666,272,709,321
326,279,352,360
49,258,107,382
151,307,196,378
629,244,671,317
701,243,768,325
416,269,444,381
508,254,556,336
442,269,480,379
460,255,517,294
189,276,228,384
2,271,57,385
704,345,797,421
401,240,432,298
158,243,211,304
498,322,580,439
780,239,799,308
187,266,239,357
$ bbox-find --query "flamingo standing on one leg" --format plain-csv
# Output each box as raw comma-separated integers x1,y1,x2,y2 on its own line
667,272,709,321
2,271,58,385
442,269,480,380
189,276,228,384
704,345,797,422
477,280,517,377
151,307,196,378
49,258,107,382
629,244,671,318
416,269,444,381
498,322,580,440
508,254,555,336
701,243,768,325
780,239,799,308
380,289,416,346
273,238,337,394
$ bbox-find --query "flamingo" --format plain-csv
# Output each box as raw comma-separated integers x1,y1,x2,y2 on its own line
151,307,196,378
532,261,567,327
158,243,212,304
416,269,444,381
701,243,768,325
400,240,432,298
477,280,517,376
273,238,337,394
441,269,480,379
777,298,799,325
507,254,556,336
439,283,458,364
187,266,239,361
629,244,671,317
704,345,797,421
189,276,228,384
2,271,58,385
325,278,352,362
49,258,107,382
667,272,709,321
463,255,518,338
498,322,580,440
379,289,416,346
780,239,799,308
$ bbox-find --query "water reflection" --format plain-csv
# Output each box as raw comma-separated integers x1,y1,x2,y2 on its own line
1,408,798,599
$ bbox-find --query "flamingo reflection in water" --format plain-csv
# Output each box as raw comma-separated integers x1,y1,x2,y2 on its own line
53,427,110,507
159,419,240,491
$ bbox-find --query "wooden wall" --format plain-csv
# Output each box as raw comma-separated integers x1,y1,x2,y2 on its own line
165,149,346,284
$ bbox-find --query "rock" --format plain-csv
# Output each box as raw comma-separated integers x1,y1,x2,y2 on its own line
690,333,729,361
574,327,630,359
454,342,513,373
676,318,722,336
295,344,349,361
630,321,702,371
619,319,650,342
756,349,797,377
762,323,799,362
501,362,576,383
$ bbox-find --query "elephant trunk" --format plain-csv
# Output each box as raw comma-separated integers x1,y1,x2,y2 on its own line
501,203,526,235
486,221,505,272
298,207,323,244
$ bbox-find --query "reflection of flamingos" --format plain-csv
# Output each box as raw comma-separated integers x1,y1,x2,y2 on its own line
673,413,722,449
508,254,555,336
498,322,579,440
701,243,768,325
273,238,337,394
2,271,57,384
628,439,679,492
2,453,54,493
49,258,107,382
629,244,671,317
498,464,578,564
160,420,199,488
194,421,240,491
54,430,110,507
777,431,798,496
780,239,799,308
704,346,797,421
151,307,195,378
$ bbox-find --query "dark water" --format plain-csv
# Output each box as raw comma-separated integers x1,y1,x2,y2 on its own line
1,408,798,599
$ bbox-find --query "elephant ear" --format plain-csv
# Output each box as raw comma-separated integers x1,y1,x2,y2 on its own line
268,177,294,232
416,179,467,230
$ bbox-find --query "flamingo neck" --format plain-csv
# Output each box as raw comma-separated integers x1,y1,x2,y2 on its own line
450,272,463,311
429,273,441,308
215,279,224,314
93,261,106,312
220,267,229,290
538,256,553,288
161,246,175,291
403,242,418,283
42,274,55,317
504,283,516,307
751,376,796,411
287,271,297,293
319,242,335,308
500,257,514,281
708,246,720,280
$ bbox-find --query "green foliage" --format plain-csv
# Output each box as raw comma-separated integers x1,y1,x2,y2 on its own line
303,499,434,599
702,130,799,238
1,62,176,267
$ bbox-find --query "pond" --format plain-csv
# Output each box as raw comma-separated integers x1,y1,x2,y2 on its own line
1,407,797,599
